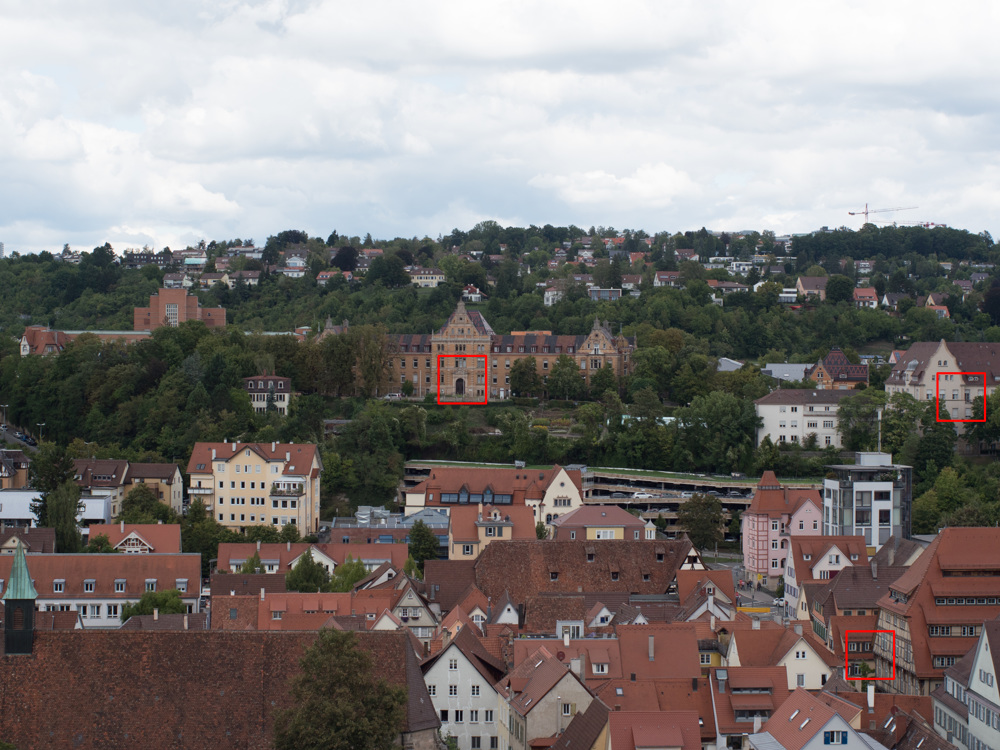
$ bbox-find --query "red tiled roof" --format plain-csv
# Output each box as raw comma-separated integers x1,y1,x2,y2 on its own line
216,542,408,572
594,678,714,738
87,523,182,554
124,463,180,483
0,553,201,599
474,540,691,605
789,535,869,587
448,504,537,543
609,711,701,750
746,473,822,517
424,559,478,613
73,459,128,488
676,569,737,604
617,624,702,680
760,688,841,750
0,527,56,554
0,629,439,745
513,637,622,685
499,646,581,717
186,441,318,478
711,666,790,735
410,465,582,507
731,623,839,668
550,505,646,536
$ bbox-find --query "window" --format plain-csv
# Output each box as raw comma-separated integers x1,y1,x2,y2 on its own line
799,520,804,530
115,579,126,593
84,579,95,593
562,703,573,716
796,650,806,659
824,731,848,745
550,572,558,581
440,710,448,722
108,604,119,618
472,685,480,697
428,685,436,696
272,611,283,620
449,658,458,671
593,663,609,674
455,710,463,723
53,580,64,593
490,738,498,750
449,685,458,696
485,710,494,723
463,544,473,556
145,579,157,592
471,738,481,750
470,710,479,723
771,521,778,531
797,673,805,687
701,653,712,665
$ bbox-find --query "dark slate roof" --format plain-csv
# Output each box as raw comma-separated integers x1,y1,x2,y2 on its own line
424,559,477,613
552,698,611,749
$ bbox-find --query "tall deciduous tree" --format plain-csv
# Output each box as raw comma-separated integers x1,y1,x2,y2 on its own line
273,629,407,750
120,589,186,622
547,355,585,400
408,520,439,573
676,493,723,552
825,274,855,304
509,356,542,397
286,549,330,593
118,483,174,524
47,480,84,553
328,555,368,592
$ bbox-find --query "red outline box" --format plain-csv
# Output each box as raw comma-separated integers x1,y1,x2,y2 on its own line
436,354,488,406
845,629,895,680
936,372,986,422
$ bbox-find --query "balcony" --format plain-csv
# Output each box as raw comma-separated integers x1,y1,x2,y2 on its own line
188,487,213,495
270,486,305,497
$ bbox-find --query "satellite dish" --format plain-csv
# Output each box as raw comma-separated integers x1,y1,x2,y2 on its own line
557,651,566,661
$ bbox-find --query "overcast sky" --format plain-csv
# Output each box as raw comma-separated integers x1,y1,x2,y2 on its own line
3,1,999,254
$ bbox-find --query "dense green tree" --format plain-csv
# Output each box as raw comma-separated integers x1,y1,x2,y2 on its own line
84,534,116,553
118,483,174,524
273,629,407,750
547,355,585,400
239,552,263,574
674,392,760,474
120,589,186,622
535,521,548,540
46,481,83,553
510,357,543,397
286,549,330,593
328,555,368,592
408,520,439,573
28,443,75,525
676,493,723,551
825,275,855,304
836,390,887,451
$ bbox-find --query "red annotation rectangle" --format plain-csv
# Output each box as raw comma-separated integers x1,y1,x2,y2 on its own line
436,354,488,406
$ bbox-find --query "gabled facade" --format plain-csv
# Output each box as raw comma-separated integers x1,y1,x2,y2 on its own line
87,522,182,554
421,626,506,750
805,348,869,390
785,536,868,621
742,472,823,589
754,390,854,448
875,528,1000,696
885,340,1000,432
749,688,867,750
186,442,322,532
447,503,536,559
549,504,652,541
727,624,839,690
123,462,183,513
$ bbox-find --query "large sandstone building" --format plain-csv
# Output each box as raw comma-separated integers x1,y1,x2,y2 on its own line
395,301,634,401
134,288,226,332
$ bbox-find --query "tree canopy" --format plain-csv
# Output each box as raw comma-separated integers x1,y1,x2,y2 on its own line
273,629,407,750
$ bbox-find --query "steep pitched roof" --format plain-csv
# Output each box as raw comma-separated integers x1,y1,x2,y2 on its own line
421,624,506,687
608,711,702,750
424,559,478,613
789,535,869,586
711,666,790,736
753,389,855,407
0,629,438,746
186,442,319,478
593,678,714,739
3,539,37,599
125,463,181,482
551,698,611,750
87,523,182,554
617,624,702,680
550,505,646,532
731,624,839,668
498,646,577,717
474,540,691,604
408,465,583,507
676,569,737,604
758,688,843,750
746,473,822,518
448,503,537,543
73,459,129,488
0,527,56,554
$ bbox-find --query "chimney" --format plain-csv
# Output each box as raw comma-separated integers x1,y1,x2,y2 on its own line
872,562,878,580
563,631,570,648
212,448,216,460
287,541,291,551
752,616,760,630
256,540,261,551
286,452,290,461
272,442,276,452
867,684,875,711
648,634,655,661
260,588,266,601
158,519,162,525
153,608,159,621
569,657,582,678
794,624,803,636
711,615,716,631
183,615,189,630
120,520,125,532
753,716,762,733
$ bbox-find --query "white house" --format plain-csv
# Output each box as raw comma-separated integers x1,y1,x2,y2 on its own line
421,627,506,750
727,623,839,691
749,688,867,750
754,390,855,448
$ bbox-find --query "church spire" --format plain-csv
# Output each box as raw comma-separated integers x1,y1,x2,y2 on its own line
4,538,37,601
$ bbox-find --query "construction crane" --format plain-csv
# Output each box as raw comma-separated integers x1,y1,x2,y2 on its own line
848,204,918,224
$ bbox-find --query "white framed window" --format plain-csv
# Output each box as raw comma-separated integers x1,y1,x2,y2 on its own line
53,580,64,593
449,685,458,696
797,674,805,687
472,685,480,697
84,579,95,593
449,659,458,671
428,685,436,696
593,663,608,674
115,579,126,593
484,710,494,723
700,653,712,665
145,579,157,592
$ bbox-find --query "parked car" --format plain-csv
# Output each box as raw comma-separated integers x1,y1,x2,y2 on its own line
611,492,628,498
772,597,785,607
680,491,694,498
382,393,401,400
23,436,37,446
632,492,654,499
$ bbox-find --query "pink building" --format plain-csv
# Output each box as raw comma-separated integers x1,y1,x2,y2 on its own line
741,471,822,588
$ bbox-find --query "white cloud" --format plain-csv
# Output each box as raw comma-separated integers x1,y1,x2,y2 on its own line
1,0,1000,252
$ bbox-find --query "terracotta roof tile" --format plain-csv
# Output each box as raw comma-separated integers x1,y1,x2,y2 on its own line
448,503,537,543
609,710,701,750
87,523,182,554
551,698,611,750
424,559,478,612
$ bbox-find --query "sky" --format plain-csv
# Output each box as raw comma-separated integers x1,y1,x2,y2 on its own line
2,0,1000,254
